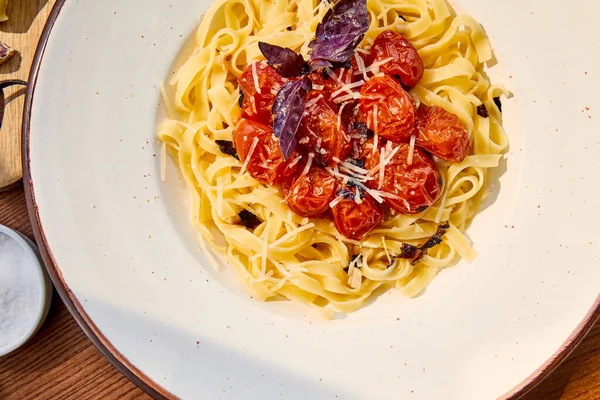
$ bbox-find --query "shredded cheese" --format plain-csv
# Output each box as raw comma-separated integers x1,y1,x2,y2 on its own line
160,82,176,120
305,94,323,109
269,223,316,248
260,229,269,279
199,234,221,272
160,142,167,182
252,62,261,95
329,196,344,209
355,53,369,82
334,93,360,104
325,67,351,94
301,153,314,176
407,134,416,165
337,68,346,82
337,102,347,132
378,148,385,189
252,269,274,284
340,160,369,175
373,132,379,154
354,190,363,204
240,136,259,176
271,277,288,291
331,80,365,99
382,237,391,264
288,154,303,169
373,104,379,134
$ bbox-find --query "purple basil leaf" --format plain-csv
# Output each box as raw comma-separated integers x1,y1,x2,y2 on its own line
272,77,312,160
309,59,333,72
258,42,307,78
309,0,369,65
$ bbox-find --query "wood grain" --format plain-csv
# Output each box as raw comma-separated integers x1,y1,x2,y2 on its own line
0,0,54,189
0,186,597,399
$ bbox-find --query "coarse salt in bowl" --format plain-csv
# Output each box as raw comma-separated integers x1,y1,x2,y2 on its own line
0,225,52,357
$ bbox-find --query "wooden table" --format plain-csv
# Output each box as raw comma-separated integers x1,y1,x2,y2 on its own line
0,189,598,400
0,2,599,400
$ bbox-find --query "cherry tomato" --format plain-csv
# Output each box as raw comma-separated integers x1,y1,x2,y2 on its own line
368,30,424,89
363,141,441,214
415,105,470,163
297,91,351,166
332,188,384,240
238,62,287,124
360,74,417,142
284,167,337,217
233,118,301,185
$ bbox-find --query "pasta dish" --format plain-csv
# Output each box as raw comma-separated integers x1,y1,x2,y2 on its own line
158,0,509,315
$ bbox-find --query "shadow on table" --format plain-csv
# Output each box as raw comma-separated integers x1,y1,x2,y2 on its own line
1,0,50,34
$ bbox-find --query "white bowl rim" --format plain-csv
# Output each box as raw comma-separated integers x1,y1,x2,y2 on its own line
21,1,600,399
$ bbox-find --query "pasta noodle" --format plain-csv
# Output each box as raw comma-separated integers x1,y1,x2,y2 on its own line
158,0,509,315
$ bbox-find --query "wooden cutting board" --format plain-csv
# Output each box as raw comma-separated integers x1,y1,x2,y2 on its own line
0,0,55,190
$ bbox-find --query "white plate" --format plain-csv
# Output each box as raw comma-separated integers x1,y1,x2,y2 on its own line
24,0,600,398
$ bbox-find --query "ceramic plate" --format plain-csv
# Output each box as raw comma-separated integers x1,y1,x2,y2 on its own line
24,0,600,398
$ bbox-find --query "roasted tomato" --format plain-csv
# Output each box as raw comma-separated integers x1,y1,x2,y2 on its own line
233,118,301,185
284,167,337,217
297,91,351,165
368,30,424,89
360,74,417,142
415,105,470,163
332,188,384,240
238,62,287,124
363,141,441,214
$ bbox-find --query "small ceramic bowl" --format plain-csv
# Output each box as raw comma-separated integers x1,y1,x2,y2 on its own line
0,224,52,357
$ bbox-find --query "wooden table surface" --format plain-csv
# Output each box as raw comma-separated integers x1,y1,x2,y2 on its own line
0,2,600,400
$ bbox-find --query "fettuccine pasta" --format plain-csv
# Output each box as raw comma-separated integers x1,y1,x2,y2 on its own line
158,0,509,315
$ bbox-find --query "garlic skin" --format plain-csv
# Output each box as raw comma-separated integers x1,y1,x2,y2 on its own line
0,41,14,65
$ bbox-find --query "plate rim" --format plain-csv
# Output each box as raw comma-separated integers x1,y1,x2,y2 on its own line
21,0,600,398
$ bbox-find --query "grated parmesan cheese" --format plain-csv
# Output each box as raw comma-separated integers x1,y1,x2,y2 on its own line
252,270,274,284
160,142,167,182
252,62,261,95
378,148,385,189
271,277,288,291
334,93,360,104
337,102,347,132
260,230,269,279
355,53,369,82
301,153,314,176
329,196,344,208
373,132,379,154
269,223,316,248
381,237,391,264
331,80,365,99
407,134,416,165
288,155,303,169
240,136,259,176
305,94,323,109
